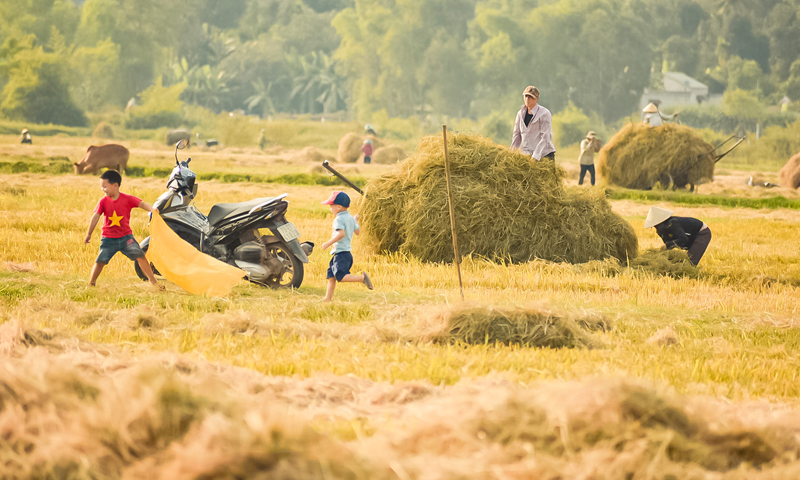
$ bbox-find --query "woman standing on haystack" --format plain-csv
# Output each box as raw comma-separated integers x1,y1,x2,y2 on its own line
511,86,556,162
642,102,678,127
644,206,711,266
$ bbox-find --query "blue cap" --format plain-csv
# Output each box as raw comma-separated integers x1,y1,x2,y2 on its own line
321,191,350,207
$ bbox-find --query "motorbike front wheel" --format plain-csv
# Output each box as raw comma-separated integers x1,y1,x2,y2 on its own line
133,243,161,281
257,241,304,289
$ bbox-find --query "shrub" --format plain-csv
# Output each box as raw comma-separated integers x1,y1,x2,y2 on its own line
125,78,186,130
553,102,591,148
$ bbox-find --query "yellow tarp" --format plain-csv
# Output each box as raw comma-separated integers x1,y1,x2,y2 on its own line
148,211,245,297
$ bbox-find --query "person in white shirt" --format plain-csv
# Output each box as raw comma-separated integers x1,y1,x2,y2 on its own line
642,102,678,127
511,86,556,161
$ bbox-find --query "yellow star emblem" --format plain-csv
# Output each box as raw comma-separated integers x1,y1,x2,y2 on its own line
108,210,123,227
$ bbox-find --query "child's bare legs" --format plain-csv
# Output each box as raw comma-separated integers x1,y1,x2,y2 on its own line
136,257,160,286
324,273,372,301
324,277,337,301
89,262,106,286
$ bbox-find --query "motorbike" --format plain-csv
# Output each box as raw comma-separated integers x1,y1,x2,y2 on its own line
134,139,314,288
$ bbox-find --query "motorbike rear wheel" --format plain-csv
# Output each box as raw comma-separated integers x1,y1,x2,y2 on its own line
257,241,304,289
133,244,161,281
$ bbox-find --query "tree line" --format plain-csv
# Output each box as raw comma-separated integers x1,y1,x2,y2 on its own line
1,0,799,128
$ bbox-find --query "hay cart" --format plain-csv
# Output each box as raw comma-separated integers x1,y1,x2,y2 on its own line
662,134,746,192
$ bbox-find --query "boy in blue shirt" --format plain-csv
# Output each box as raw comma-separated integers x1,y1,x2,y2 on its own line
321,191,373,301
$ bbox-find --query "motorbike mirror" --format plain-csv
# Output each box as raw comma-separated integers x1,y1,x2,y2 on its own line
174,139,188,165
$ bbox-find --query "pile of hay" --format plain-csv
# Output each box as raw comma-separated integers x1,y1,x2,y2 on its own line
337,133,382,163
430,304,608,348
359,133,638,264
290,145,329,163
597,123,715,190
628,248,699,279
92,122,114,139
779,152,800,189
372,145,407,164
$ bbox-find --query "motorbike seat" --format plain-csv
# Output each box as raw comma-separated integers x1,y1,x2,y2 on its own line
207,197,277,226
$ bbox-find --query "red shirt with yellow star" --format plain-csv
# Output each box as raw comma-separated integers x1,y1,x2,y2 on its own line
94,192,142,238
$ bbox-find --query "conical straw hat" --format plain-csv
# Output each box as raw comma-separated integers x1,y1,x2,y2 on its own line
642,102,658,113
644,206,673,228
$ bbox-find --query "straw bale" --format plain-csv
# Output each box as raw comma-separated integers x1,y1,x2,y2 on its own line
597,123,715,190
628,248,699,279
92,121,114,139
430,304,608,348
372,145,407,164
779,153,800,189
290,146,329,163
647,326,679,346
337,133,382,163
359,133,638,264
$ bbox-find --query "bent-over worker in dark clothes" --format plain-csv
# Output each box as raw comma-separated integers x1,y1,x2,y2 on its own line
644,206,712,266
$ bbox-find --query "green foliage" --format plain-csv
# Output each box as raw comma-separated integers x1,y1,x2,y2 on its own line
479,110,512,145
125,78,186,130
552,102,590,148
722,89,765,122
0,47,87,126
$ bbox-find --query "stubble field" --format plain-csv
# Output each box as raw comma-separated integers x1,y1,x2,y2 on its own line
2,135,800,479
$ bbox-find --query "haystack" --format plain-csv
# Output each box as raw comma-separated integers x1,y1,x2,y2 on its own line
430,304,607,348
337,133,382,163
359,134,638,264
597,123,715,190
628,248,699,279
92,122,114,139
372,145,407,164
290,146,328,163
779,153,800,189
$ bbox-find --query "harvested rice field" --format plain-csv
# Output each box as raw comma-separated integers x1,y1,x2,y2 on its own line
2,133,800,479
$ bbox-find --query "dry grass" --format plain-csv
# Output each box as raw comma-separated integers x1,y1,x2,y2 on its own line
5,321,800,479
3,131,800,479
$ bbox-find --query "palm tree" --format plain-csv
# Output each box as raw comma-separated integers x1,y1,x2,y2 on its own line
246,78,276,118
288,52,347,114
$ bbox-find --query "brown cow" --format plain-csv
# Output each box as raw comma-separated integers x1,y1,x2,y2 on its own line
73,144,129,175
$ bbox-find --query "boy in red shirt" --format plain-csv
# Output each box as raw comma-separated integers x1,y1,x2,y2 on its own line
84,170,161,288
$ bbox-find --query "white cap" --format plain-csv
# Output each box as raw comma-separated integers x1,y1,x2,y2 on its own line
644,206,673,228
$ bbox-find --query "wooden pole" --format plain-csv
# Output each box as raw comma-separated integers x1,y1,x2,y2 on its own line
442,125,464,300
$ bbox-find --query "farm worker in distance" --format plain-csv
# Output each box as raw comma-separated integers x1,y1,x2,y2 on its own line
511,85,556,161
364,124,378,137
20,128,32,144
362,139,373,164
642,102,678,127
644,206,711,266
84,170,163,289
578,131,602,186
320,191,374,301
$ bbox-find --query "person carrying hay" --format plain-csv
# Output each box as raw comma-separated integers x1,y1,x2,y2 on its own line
642,102,678,127
511,86,556,161
321,191,374,301
644,206,711,266
578,131,602,185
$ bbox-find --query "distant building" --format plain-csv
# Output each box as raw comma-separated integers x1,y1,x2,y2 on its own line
640,72,722,111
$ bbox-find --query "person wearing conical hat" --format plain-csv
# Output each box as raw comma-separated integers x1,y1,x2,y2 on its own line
20,128,32,144
361,139,373,164
644,206,711,265
578,131,602,186
642,102,678,127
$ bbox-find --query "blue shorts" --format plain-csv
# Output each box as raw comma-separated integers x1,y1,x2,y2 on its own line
326,251,353,281
96,234,145,264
